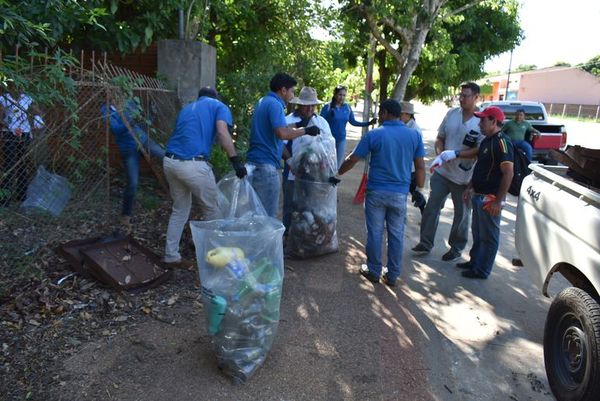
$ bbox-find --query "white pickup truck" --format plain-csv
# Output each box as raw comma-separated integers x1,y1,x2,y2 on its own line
516,163,600,401
480,100,567,163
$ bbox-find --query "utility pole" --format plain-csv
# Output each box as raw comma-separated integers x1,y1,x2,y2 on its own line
505,49,513,99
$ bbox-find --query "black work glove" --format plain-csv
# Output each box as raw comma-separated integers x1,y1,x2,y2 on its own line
304,125,320,136
328,176,341,186
295,118,309,128
369,118,377,125
229,156,247,179
411,190,427,214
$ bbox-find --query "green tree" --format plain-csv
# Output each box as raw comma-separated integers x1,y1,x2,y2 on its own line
553,61,571,67
579,55,600,76
513,64,537,72
339,0,522,101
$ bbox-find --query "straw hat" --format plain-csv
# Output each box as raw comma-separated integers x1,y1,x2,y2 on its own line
400,101,417,115
289,87,323,105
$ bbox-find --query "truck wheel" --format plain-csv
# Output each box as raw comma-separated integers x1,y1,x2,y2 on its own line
544,287,600,401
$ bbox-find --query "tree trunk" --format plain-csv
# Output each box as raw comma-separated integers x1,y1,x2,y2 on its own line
391,26,430,101
377,49,390,100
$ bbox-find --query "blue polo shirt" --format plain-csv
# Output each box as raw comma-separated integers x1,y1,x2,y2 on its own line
352,120,425,193
320,103,370,142
166,96,233,159
246,92,288,167
100,101,147,152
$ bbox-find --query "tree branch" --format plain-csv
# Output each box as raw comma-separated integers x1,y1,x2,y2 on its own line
362,9,404,65
442,0,484,19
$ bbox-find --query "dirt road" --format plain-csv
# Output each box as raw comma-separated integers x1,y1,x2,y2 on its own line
41,103,560,401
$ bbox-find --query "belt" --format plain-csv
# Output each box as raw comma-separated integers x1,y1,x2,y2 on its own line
165,152,207,161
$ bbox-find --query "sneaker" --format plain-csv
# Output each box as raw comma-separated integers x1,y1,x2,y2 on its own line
461,270,487,279
511,258,524,266
455,261,472,269
381,274,396,287
411,243,430,255
164,258,195,269
359,264,380,284
442,249,461,262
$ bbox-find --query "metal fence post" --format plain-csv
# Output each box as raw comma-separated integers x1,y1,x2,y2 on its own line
577,105,582,119
562,104,566,117
595,105,599,122
549,103,553,114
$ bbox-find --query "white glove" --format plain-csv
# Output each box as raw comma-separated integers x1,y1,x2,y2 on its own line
439,149,459,162
430,155,444,171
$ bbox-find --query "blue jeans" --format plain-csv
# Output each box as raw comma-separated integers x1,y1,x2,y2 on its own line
467,195,501,278
512,139,532,161
282,179,295,233
335,138,346,170
248,163,281,218
365,190,408,281
120,148,140,217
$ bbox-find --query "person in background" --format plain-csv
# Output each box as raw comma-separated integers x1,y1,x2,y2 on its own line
338,99,425,287
0,84,44,206
101,98,165,229
501,108,539,161
458,106,514,279
320,85,376,169
162,87,246,268
246,73,320,218
399,101,426,214
411,82,483,262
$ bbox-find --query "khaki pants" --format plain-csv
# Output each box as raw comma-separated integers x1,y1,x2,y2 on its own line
163,157,221,262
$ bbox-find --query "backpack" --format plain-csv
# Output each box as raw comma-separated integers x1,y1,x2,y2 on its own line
508,147,531,196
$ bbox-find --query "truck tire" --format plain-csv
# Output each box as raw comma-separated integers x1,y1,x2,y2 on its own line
544,287,600,401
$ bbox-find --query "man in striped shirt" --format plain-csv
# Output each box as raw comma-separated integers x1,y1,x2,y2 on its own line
457,106,514,279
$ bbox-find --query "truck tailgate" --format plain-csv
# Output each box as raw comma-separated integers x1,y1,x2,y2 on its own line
531,124,566,150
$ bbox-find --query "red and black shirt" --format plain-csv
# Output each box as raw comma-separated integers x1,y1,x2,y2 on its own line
472,131,514,195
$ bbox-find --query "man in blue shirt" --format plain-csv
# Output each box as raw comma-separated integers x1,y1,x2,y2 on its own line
246,73,320,218
100,99,165,229
163,87,247,268
338,99,425,286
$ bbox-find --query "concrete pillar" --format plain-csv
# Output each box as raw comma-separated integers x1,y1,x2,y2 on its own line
157,40,216,105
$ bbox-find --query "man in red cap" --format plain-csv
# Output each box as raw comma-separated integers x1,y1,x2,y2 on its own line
456,106,514,279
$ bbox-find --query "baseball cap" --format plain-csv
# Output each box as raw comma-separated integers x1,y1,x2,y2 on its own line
474,106,505,123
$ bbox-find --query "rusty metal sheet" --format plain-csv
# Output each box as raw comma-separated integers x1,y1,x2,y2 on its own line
57,235,172,291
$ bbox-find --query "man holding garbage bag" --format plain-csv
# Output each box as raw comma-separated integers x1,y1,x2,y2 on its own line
283,87,339,258
246,73,321,218
338,99,425,286
162,87,247,268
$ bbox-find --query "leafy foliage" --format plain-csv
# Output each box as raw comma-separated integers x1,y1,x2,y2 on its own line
513,64,537,72
579,55,600,77
338,0,522,102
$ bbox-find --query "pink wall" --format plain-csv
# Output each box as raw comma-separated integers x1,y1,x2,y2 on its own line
518,68,600,105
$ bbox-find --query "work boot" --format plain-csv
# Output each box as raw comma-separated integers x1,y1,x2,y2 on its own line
442,249,461,262
411,243,430,255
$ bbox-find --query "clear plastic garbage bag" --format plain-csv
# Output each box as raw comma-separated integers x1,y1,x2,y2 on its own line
289,130,337,182
191,177,284,384
20,165,71,216
216,172,267,219
287,179,338,258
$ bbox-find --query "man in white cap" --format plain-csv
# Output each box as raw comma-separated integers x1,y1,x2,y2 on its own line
282,87,335,234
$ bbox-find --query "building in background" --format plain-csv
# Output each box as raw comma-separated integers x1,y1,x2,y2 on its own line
480,67,600,106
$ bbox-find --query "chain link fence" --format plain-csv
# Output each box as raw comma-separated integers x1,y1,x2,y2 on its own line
543,102,600,121
0,57,180,272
